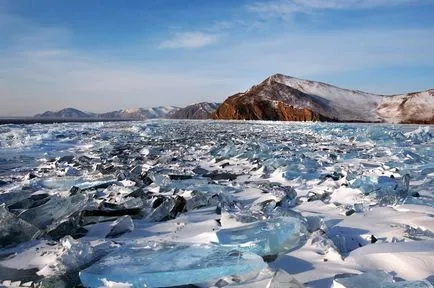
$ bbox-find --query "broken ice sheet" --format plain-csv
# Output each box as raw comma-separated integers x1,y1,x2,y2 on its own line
268,269,305,288
0,204,40,248
79,243,266,288
382,281,434,288
332,270,393,288
19,193,88,229
40,176,83,190
105,215,134,238
351,174,410,205
216,216,307,256
332,270,434,288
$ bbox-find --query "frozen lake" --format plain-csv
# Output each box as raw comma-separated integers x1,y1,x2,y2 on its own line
0,120,433,287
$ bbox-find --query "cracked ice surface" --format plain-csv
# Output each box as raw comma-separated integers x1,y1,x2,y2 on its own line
0,120,433,287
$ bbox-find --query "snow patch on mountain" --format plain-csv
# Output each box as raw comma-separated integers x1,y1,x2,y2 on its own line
377,89,434,123
99,106,180,120
169,102,220,119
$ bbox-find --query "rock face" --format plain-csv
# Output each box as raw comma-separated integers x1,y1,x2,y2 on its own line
213,98,329,121
211,74,434,124
169,102,220,119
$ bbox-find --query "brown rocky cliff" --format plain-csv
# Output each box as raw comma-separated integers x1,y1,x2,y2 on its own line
211,77,332,121
211,74,433,123
211,98,329,121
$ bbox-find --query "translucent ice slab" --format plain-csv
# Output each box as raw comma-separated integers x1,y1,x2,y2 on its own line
351,174,410,205
216,216,306,256
79,243,266,288
19,193,88,229
0,204,40,247
382,281,434,288
332,271,433,288
332,271,393,288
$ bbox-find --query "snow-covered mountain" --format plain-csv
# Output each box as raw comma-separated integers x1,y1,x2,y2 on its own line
169,102,220,119
35,106,180,120
33,76,433,123
99,106,180,120
377,90,434,124
35,108,96,118
212,74,434,124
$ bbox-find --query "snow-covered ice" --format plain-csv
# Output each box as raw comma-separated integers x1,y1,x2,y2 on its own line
0,120,433,287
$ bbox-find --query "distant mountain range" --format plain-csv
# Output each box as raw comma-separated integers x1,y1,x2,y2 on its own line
32,74,433,123
169,102,220,119
34,103,220,120
212,74,434,124
35,108,97,119
35,106,180,120
98,106,180,120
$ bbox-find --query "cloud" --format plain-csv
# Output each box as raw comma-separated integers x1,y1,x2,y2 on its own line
212,28,434,74
0,49,235,115
23,49,71,58
247,0,425,16
0,10,232,115
159,32,219,49
2,25,433,115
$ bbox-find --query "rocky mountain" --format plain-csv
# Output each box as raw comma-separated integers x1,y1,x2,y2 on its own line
211,74,434,124
98,106,180,120
35,108,96,118
169,102,220,119
35,106,180,120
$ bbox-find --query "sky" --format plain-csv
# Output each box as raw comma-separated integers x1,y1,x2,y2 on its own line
0,0,433,116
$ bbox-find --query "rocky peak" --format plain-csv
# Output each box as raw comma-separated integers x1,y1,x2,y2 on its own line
212,73,434,124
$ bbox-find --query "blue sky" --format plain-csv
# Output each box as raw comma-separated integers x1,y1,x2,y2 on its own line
1,0,433,116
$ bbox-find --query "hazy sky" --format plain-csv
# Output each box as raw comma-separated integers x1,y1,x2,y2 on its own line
1,0,434,116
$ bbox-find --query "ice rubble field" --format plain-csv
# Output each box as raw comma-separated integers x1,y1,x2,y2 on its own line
0,120,433,288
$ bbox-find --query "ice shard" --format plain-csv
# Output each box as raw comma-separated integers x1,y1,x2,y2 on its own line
268,269,305,288
382,281,434,288
19,193,88,229
106,215,135,238
0,204,41,247
79,243,266,288
351,174,410,205
332,270,434,288
216,216,306,256
332,271,393,288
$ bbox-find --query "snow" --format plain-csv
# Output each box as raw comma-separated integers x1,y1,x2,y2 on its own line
347,240,434,280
